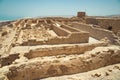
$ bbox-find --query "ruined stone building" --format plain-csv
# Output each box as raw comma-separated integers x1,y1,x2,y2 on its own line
0,12,120,80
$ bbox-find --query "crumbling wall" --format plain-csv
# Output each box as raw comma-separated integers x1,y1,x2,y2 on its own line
5,46,120,80
86,18,98,25
86,18,120,34
20,32,89,46
97,18,120,34
42,63,120,80
77,12,86,18
19,23,89,46
24,42,106,59
66,32,89,43
21,32,89,46
71,22,118,44
48,24,89,44
52,24,69,36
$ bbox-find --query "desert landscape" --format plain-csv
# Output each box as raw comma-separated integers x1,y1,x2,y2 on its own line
0,12,120,80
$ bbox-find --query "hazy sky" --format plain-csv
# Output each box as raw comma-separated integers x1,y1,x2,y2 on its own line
0,0,120,20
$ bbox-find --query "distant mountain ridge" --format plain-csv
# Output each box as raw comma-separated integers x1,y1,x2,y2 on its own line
106,14,120,17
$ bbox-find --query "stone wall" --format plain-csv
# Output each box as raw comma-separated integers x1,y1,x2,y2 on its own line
21,32,89,46
77,12,86,18
71,22,118,44
20,24,89,46
52,24,69,36
4,46,120,80
97,18,120,34
86,18,98,25
86,18,120,34
24,42,107,59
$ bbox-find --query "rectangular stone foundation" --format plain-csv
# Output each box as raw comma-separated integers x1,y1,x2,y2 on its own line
24,24,88,46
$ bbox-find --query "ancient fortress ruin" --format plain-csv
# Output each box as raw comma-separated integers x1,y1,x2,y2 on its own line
0,12,120,80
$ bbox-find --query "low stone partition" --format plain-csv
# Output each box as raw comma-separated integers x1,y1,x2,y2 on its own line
24,42,106,59
71,22,118,44
52,24,70,36
3,46,120,80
